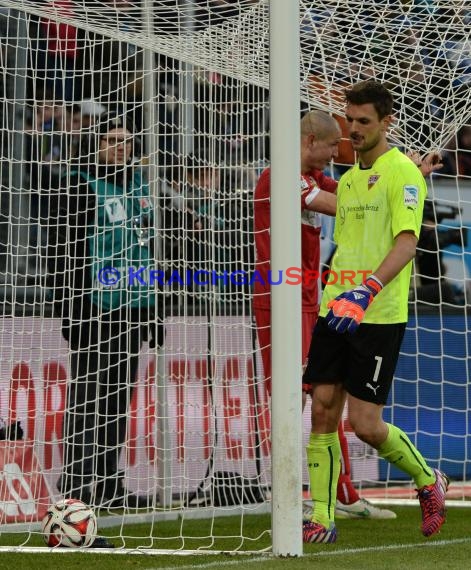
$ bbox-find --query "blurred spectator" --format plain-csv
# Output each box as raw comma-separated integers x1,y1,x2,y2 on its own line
159,164,201,273
25,88,73,253
156,54,180,162
185,151,254,302
219,177,255,303
34,0,82,102
224,165,259,193
456,125,471,176
441,125,471,177
70,99,107,158
159,151,246,300
90,2,143,106
184,152,226,281
78,99,107,128
46,111,163,507
26,87,71,193
193,74,269,165
412,200,468,305
153,0,259,35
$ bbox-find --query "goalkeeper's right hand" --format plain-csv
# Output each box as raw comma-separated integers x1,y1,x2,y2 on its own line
325,275,383,334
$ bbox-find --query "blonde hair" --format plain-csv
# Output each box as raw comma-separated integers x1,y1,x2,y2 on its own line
300,110,340,139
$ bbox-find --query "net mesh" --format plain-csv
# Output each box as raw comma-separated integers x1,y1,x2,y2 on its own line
0,0,469,554
2,0,471,152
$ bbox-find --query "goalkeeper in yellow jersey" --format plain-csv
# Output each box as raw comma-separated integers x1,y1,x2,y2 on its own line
302,80,449,544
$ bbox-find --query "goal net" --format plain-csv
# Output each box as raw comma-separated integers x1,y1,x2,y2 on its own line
0,0,469,554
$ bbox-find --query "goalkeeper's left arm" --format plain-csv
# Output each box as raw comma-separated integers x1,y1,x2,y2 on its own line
326,231,418,333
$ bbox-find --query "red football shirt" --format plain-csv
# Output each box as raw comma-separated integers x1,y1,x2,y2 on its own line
42,1,77,58
253,167,337,312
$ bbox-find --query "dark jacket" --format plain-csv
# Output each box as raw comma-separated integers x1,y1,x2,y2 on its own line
46,164,163,349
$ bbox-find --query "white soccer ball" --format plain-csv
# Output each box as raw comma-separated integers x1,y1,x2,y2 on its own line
41,498,97,548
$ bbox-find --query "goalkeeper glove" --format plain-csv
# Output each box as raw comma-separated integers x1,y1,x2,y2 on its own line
325,275,383,334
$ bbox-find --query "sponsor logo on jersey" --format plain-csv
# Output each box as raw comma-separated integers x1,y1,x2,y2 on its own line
403,185,419,208
368,174,380,190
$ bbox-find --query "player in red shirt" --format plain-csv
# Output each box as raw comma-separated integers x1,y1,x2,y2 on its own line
253,110,396,520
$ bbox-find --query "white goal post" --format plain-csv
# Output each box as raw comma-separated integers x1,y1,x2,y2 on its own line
0,0,469,557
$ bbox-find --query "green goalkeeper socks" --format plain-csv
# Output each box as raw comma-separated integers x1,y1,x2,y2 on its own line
306,432,340,528
377,423,435,489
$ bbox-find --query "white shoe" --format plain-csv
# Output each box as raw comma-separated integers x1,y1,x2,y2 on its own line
302,499,314,521
335,498,397,520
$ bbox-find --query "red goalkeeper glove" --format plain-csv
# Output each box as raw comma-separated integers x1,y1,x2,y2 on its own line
325,275,383,334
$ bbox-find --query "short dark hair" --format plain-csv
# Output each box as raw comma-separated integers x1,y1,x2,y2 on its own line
344,80,394,119
95,111,134,137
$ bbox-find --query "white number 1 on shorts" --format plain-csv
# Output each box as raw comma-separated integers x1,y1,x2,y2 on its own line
372,355,383,383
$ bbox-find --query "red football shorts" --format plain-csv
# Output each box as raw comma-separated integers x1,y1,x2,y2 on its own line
254,307,318,395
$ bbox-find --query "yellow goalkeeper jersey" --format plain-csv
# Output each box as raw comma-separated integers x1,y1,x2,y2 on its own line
320,147,427,324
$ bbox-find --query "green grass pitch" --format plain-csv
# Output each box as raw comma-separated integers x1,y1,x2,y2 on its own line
0,507,470,569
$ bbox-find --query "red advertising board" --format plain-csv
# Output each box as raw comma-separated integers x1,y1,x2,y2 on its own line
0,316,378,520
0,441,52,523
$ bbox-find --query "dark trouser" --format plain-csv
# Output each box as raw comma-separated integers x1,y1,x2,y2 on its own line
59,318,143,498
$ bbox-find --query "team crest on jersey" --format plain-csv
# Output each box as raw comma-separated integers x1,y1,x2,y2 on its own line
403,185,419,208
140,197,150,209
368,174,380,190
